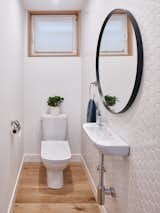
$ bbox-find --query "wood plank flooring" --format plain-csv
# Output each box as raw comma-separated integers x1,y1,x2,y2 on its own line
13,163,100,213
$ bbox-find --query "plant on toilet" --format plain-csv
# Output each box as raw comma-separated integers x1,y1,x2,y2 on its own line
47,96,64,115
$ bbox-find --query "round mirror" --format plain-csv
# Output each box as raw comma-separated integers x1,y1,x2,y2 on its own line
96,9,143,114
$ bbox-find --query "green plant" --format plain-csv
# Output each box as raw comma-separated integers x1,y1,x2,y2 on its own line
47,96,64,107
104,95,118,106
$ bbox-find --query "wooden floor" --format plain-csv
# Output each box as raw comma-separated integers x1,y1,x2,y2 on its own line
13,163,100,213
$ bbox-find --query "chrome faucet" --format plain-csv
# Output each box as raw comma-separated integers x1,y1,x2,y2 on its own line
96,108,102,126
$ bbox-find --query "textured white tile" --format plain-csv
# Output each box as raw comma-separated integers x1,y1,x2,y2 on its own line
81,0,160,213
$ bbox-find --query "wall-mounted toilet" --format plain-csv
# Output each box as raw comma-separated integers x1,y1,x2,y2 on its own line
41,114,71,189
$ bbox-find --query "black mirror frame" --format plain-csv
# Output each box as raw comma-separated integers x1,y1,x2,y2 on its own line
96,9,143,114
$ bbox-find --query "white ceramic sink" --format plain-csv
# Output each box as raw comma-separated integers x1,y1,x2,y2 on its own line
83,123,130,156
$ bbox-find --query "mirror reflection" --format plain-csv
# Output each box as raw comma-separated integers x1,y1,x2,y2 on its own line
97,10,142,113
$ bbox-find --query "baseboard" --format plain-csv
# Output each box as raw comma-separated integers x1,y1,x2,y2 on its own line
99,205,107,213
7,155,24,213
80,155,97,198
80,155,107,213
24,153,81,163
24,153,41,162
70,154,81,162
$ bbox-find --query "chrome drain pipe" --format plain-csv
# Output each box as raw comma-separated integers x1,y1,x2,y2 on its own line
97,153,116,205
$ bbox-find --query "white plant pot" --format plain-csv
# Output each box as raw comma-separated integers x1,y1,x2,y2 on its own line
49,106,60,115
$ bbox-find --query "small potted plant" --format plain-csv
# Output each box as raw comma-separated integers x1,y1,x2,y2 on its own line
47,96,64,115
104,95,118,106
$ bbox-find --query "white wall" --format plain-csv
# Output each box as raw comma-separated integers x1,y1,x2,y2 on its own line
0,0,24,212
81,0,160,213
24,13,82,156
23,0,85,11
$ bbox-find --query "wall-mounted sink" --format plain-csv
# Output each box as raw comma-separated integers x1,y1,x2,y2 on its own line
83,123,130,156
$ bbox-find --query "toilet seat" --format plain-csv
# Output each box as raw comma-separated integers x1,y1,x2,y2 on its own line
41,140,71,161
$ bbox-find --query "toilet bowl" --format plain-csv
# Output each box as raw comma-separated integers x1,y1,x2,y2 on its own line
40,114,71,189
41,140,71,189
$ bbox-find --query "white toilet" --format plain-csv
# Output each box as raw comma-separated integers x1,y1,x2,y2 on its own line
41,114,71,189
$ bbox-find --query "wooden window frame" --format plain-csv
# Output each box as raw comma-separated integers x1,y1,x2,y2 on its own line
28,11,80,57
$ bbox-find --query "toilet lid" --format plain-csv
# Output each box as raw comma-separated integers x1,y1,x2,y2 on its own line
41,140,71,161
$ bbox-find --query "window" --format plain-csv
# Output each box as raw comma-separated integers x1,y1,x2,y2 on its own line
100,14,132,56
28,11,80,57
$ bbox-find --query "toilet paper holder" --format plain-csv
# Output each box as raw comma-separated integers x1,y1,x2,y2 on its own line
11,120,21,134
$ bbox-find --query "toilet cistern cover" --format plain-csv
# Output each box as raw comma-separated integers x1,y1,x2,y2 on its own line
41,141,71,161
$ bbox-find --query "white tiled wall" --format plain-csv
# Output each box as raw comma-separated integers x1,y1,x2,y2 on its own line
81,0,160,213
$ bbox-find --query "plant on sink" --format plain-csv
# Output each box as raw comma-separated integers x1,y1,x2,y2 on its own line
47,96,64,115
104,95,118,106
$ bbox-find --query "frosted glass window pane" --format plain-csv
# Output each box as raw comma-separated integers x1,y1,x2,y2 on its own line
100,14,127,52
32,15,76,53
